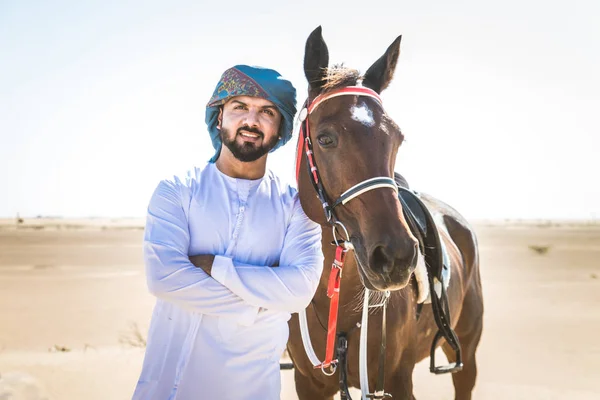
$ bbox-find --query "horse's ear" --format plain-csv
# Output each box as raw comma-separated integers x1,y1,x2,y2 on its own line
362,35,402,94
304,26,329,96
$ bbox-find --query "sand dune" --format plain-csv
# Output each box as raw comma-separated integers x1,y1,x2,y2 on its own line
1,222,599,399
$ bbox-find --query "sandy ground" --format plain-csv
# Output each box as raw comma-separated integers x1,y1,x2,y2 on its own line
1,220,599,399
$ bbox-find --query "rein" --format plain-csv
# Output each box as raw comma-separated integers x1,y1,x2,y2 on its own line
296,86,394,399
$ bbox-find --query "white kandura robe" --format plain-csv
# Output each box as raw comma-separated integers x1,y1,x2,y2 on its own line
132,163,324,400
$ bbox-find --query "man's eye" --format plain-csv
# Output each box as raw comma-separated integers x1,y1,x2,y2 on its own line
234,105,245,110
263,109,274,116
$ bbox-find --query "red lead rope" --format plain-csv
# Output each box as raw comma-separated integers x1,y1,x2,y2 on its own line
316,244,348,370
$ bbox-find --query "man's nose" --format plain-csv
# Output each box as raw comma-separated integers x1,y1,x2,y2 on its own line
243,109,260,127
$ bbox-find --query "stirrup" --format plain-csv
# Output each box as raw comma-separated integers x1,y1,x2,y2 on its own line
429,330,463,374
365,392,392,399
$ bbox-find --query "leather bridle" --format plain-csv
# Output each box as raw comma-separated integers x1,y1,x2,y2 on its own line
296,86,396,399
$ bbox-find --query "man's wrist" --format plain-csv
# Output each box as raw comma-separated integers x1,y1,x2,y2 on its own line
189,254,215,275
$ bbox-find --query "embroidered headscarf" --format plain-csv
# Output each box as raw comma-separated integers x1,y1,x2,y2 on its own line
205,65,297,162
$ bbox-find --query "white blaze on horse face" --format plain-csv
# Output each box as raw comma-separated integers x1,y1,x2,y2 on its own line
350,101,375,128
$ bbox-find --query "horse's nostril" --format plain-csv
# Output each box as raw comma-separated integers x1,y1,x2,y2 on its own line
369,242,419,276
371,246,392,275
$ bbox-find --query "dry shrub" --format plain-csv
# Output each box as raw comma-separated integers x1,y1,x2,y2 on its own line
119,322,147,348
528,245,550,255
48,345,70,352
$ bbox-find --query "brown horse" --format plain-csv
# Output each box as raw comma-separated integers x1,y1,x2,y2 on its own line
287,27,484,400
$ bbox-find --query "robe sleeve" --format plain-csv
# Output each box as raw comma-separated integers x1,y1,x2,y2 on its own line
211,195,324,313
144,178,259,325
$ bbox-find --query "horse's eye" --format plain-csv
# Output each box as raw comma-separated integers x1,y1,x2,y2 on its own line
317,134,336,147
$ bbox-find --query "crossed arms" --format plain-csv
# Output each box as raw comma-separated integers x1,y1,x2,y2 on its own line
143,178,324,324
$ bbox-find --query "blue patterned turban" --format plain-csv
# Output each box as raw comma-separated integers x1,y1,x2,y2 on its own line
205,65,297,162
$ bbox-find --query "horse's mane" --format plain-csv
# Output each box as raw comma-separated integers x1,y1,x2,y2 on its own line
322,64,361,93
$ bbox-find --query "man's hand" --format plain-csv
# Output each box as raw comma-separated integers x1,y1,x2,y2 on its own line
189,254,216,275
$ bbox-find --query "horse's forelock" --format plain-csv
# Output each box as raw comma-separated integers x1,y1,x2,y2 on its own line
322,64,361,93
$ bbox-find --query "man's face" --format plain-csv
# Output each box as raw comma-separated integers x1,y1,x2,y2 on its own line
218,96,282,163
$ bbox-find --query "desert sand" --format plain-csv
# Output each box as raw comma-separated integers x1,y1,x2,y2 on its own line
1,218,599,399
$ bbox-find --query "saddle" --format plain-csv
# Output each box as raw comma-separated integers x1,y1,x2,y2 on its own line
394,174,444,283
394,173,463,374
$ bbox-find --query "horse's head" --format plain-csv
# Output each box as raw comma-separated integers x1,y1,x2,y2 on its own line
298,27,419,292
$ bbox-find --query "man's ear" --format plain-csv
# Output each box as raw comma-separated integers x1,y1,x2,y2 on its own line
217,107,223,130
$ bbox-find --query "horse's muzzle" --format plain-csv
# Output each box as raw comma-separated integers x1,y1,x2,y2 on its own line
365,241,419,291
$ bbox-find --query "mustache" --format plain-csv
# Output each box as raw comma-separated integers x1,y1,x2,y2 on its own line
237,126,264,137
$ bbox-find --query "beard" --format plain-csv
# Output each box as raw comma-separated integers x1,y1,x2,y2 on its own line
221,125,279,162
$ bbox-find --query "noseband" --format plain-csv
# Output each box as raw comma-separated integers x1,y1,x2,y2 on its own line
295,86,398,225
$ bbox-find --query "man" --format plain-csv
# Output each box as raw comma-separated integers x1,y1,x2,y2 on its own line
132,65,324,400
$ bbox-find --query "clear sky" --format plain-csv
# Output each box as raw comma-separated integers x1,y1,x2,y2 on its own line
1,0,598,220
